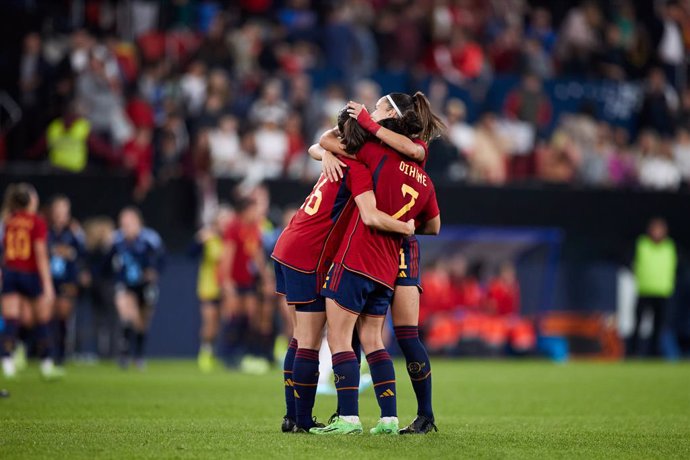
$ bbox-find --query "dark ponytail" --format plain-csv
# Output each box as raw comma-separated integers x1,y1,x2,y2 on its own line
387,92,445,143
412,91,446,143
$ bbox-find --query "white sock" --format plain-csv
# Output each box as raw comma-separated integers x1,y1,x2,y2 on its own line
381,417,398,424
2,357,15,374
200,343,213,354
339,415,360,424
40,358,54,373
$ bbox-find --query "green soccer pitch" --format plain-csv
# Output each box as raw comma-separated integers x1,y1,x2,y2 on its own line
1,359,689,459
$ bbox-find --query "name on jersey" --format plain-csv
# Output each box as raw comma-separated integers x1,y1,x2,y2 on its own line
8,216,35,230
399,161,427,186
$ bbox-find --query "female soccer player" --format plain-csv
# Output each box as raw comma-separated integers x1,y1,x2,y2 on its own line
219,197,268,371
195,205,233,373
313,93,442,435
47,195,86,368
273,111,422,433
1,183,62,380
111,207,161,370
350,92,444,434
325,92,445,434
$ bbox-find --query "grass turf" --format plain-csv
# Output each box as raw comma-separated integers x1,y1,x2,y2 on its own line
1,359,689,459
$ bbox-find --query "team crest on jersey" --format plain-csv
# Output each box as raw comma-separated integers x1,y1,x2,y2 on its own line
333,373,345,384
407,362,426,374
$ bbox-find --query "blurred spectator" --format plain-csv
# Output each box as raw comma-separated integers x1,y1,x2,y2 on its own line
283,113,307,177
446,98,475,157
598,24,628,80
526,7,556,53
631,218,677,356
486,262,520,317
535,131,581,184
489,25,523,75
608,127,638,187
448,254,483,310
208,115,246,178
27,101,117,172
519,37,553,80
123,128,154,201
637,68,678,139
636,131,682,190
580,122,614,186
180,60,208,118
503,73,552,133
657,0,686,89
249,115,289,181
469,113,510,184
248,79,289,126
76,47,130,145
558,1,603,76
673,127,690,186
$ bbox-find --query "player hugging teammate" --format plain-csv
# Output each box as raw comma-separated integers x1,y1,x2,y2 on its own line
273,91,444,435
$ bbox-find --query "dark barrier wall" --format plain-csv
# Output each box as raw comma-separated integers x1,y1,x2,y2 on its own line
2,173,689,355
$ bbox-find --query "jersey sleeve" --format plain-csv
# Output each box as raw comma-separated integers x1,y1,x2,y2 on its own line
344,158,373,197
417,185,440,224
33,216,48,241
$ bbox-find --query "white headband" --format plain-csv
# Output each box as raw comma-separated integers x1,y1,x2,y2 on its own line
386,95,403,117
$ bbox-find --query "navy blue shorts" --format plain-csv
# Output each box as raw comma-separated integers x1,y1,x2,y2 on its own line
1,269,43,299
236,283,258,295
395,236,422,291
274,261,325,313
116,283,158,308
321,263,393,317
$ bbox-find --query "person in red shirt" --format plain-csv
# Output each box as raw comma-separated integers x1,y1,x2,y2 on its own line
486,262,521,317
1,183,61,380
219,197,265,368
273,109,423,433
315,95,441,436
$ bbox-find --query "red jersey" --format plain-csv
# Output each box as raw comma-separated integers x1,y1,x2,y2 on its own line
487,279,520,316
271,158,373,273
2,211,47,273
335,141,440,289
224,218,262,286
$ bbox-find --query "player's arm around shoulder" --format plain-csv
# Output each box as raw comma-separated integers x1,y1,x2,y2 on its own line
354,191,414,236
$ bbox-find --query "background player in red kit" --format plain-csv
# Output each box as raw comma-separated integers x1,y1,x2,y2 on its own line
272,109,425,433
1,183,62,380
314,97,441,435
220,198,268,368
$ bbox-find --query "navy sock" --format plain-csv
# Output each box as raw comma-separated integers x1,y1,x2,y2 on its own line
56,319,67,364
394,325,433,418
223,315,247,364
134,332,146,358
18,324,31,344
332,351,359,417
283,338,298,419
367,349,397,417
34,322,54,360
1,319,19,357
121,323,134,358
293,348,320,428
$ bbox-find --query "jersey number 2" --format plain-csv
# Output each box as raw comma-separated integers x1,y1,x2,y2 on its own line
392,184,420,220
301,175,329,216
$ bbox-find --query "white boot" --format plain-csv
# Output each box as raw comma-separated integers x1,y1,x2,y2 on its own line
2,357,17,379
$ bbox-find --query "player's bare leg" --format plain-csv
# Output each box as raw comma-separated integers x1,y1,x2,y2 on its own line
1,294,22,378
310,300,362,435
115,290,138,369
198,301,220,372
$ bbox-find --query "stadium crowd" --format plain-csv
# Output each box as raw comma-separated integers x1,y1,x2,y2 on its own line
2,0,690,199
